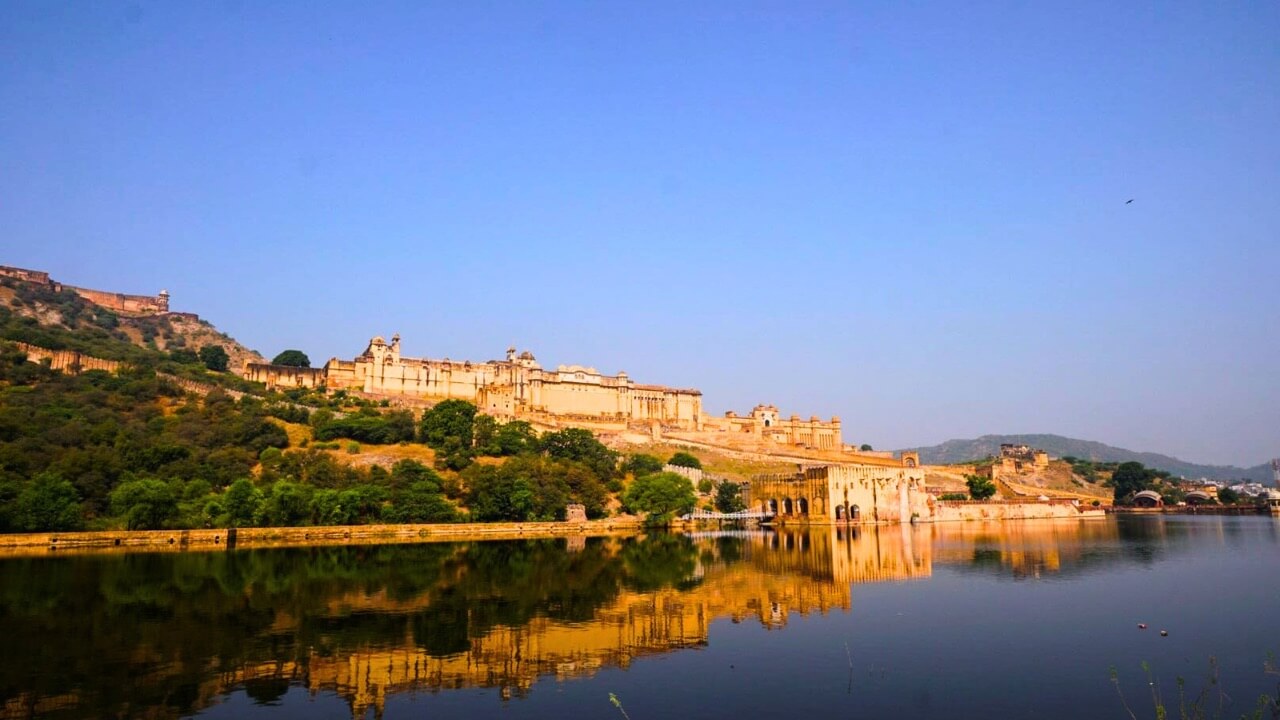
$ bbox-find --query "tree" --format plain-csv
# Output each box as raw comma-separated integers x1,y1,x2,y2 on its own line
256,481,314,526
622,454,664,477
859,444,874,452
540,428,618,483
667,452,702,470
1218,487,1241,505
714,481,746,513
623,472,696,524
419,399,477,449
1111,461,1154,504
493,420,538,456
271,350,311,368
965,474,997,501
222,478,262,527
109,478,179,530
388,481,458,523
14,472,83,531
198,344,230,372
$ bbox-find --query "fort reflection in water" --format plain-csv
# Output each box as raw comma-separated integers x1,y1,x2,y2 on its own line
0,520,1119,720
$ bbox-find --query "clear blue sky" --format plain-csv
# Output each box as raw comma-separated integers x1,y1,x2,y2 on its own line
2,2,1277,466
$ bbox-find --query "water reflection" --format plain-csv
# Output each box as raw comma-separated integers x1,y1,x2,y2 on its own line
0,517,1252,719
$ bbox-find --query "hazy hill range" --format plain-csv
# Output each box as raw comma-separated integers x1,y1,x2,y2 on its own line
905,434,1273,484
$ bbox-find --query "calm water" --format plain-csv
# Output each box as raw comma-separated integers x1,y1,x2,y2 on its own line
1,516,1278,719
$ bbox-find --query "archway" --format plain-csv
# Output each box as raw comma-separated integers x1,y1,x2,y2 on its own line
850,504,861,521
905,457,917,468
798,498,809,515
835,505,845,521
767,499,778,514
783,498,794,515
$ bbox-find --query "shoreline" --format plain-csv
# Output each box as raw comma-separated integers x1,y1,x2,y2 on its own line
0,519,645,558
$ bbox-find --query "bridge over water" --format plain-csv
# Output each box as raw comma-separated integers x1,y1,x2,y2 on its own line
681,509,776,522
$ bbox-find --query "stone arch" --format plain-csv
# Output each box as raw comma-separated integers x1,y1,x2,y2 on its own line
783,498,794,515
798,498,809,515
905,457,917,468
835,505,845,521
767,499,778,514
850,504,861,521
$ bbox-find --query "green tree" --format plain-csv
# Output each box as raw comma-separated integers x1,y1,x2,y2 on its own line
222,478,262,527
493,420,538,456
14,472,83,531
255,481,314,526
539,428,618,483
714,481,746,513
965,474,998,501
463,466,539,521
198,345,230,372
462,456,573,521
109,478,179,530
419,399,477,449
270,350,311,367
1111,461,1154,504
472,415,498,454
389,481,458,523
622,454,664,477
859,444,874,452
388,459,443,491
623,472,696,524
667,451,702,470
1218,487,1241,505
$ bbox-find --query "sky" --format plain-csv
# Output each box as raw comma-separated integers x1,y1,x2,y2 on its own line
1,2,1277,466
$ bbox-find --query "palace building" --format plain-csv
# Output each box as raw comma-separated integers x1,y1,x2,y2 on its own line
244,334,704,430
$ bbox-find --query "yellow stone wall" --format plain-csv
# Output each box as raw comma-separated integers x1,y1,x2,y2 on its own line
255,335,704,429
749,462,930,523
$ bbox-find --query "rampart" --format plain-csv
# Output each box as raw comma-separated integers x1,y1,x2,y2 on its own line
15,342,123,374
0,263,173,316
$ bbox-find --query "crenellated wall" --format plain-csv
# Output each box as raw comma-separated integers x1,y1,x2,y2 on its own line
66,286,169,315
15,342,123,374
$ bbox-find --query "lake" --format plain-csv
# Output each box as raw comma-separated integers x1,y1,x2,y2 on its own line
1,515,1277,719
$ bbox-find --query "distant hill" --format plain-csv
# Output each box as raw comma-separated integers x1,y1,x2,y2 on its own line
905,434,1273,483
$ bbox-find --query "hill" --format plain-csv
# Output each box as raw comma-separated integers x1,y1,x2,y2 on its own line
905,434,1272,483
0,269,263,369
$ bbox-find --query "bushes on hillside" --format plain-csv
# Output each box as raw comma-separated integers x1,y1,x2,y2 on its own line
314,411,415,445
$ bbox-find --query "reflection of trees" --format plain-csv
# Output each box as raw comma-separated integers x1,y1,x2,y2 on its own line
0,535,706,719
620,534,701,592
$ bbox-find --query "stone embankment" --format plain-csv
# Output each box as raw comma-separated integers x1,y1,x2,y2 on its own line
0,519,645,557
932,500,1106,522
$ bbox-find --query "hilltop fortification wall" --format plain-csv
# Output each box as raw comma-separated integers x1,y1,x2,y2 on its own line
0,264,173,316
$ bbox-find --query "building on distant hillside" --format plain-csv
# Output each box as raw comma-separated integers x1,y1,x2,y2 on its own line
245,334,704,429
701,404,844,451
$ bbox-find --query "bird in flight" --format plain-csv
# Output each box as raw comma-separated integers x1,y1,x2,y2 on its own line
1125,199,1134,204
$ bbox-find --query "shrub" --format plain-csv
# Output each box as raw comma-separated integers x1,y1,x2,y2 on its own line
667,452,702,470
622,454,664,477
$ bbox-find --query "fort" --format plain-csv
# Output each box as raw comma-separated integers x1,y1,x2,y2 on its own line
246,334,706,430
0,264,175,316
245,333,857,452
